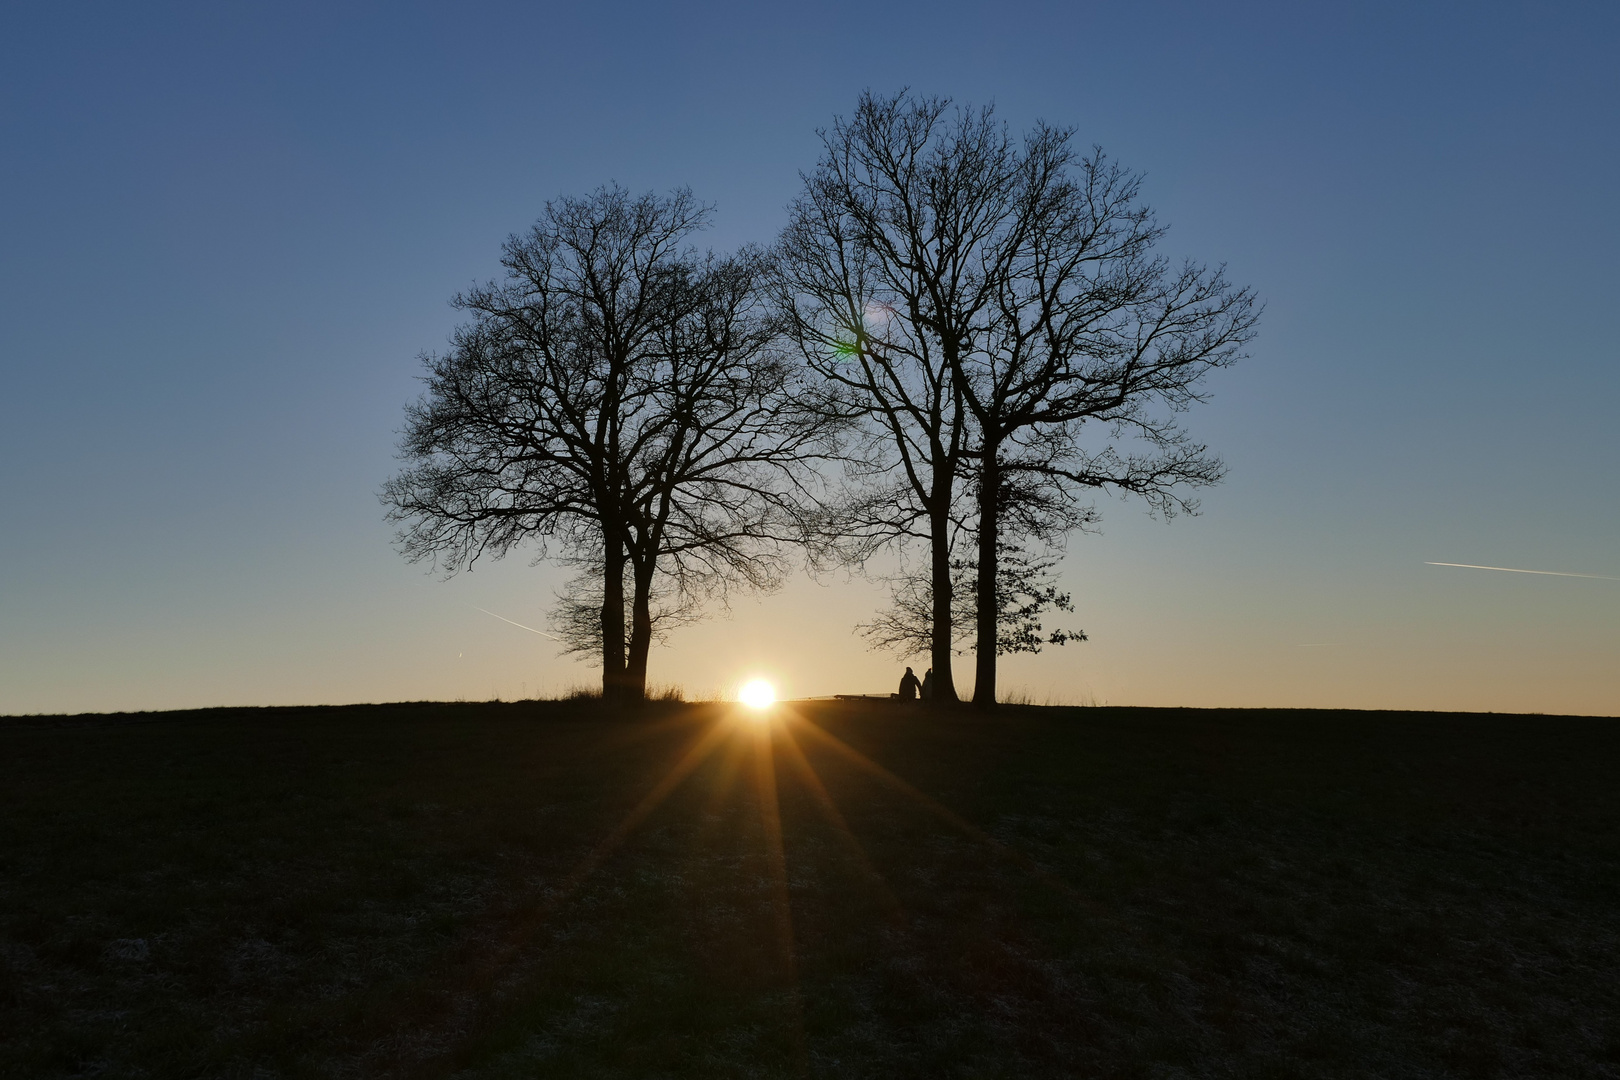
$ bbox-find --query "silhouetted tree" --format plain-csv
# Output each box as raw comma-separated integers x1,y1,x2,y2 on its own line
782,91,1258,709
775,91,1010,704
949,126,1258,707
385,187,828,701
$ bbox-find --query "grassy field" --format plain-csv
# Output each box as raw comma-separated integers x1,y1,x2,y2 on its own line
2,700,1618,1078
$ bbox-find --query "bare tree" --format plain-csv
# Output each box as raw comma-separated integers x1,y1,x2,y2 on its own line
774,91,1020,704
384,186,828,701
780,91,1258,709
951,127,1259,707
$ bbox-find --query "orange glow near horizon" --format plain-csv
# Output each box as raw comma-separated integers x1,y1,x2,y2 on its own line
738,679,777,709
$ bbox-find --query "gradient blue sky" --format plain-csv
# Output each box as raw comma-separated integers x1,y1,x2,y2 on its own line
2,1,1616,715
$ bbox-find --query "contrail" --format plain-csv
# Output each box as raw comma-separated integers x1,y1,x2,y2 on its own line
1425,562,1620,581
474,607,563,640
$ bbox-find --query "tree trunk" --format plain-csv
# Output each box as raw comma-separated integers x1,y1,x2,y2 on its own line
624,559,655,702
972,452,1000,711
600,530,629,701
928,501,959,704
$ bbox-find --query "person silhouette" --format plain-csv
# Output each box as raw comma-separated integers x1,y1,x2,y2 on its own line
898,666,921,701
920,667,934,701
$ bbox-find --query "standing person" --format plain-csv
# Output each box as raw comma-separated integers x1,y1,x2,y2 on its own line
920,668,934,701
898,667,921,701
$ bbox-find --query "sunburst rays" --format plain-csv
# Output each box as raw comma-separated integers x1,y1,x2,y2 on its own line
539,701,1096,955
448,699,1091,1051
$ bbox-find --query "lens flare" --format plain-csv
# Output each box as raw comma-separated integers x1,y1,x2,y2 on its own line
739,679,777,709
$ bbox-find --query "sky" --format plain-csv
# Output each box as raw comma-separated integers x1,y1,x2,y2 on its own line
1,1,1617,716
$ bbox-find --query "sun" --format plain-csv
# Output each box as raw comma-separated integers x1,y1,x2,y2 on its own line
738,679,777,710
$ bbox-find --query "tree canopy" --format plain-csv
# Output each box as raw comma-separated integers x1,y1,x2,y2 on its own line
385,186,831,700
777,91,1258,707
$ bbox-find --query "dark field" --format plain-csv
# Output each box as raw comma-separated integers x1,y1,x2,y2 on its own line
2,701,1618,1078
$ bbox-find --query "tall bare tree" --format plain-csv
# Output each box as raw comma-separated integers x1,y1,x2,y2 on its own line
775,92,1018,704
952,129,1259,707
385,186,827,700
780,91,1258,708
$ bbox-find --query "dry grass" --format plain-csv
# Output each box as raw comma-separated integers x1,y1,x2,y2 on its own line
2,700,1617,1077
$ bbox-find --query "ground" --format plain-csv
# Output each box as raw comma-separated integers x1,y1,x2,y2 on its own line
2,700,1618,1078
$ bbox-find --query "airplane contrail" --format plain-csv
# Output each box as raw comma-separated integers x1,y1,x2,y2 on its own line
474,607,563,640
1425,562,1620,581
